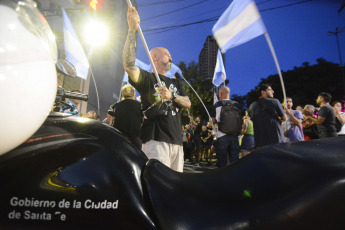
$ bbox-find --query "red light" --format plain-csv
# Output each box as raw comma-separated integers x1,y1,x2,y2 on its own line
90,0,98,10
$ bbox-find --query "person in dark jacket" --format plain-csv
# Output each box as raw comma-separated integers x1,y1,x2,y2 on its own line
108,85,143,149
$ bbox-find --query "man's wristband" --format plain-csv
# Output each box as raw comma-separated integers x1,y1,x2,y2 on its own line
171,94,176,101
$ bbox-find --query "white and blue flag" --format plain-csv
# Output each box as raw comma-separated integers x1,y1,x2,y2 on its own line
123,59,183,82
212,0,266,53
147,62,183,79
212,49,226,86
62,9,90,80
166,63,183,78
214,91,219,105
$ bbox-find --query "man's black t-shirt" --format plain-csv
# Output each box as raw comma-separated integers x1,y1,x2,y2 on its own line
193,123,202,139
111,99,142,141
201,129,211,145
248,98,286,147
317,104,337,138
129,69,188,145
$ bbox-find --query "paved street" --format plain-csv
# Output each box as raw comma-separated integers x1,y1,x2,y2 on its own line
183,159,218,173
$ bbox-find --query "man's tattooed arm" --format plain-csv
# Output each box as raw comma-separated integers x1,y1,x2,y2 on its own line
123,7,141,83
123,31,140,83
174,96,191,109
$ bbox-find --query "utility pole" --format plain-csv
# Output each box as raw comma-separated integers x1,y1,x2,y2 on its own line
328,27,345,96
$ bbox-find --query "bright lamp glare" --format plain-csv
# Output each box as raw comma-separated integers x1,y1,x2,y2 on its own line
84,21,108,46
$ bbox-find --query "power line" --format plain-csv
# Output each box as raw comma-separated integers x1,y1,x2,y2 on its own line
172,7,225,24
144,17,217,32
258,0,272,4
145,18,217,36
141,0,209,22
137,0,189,7
143,0,313,35
260,0,312,12
328,27,345,95
154,0,272,30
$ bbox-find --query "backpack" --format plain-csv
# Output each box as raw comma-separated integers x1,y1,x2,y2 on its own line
218,101,243,135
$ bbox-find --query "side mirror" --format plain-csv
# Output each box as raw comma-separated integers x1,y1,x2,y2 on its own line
56,59,77,78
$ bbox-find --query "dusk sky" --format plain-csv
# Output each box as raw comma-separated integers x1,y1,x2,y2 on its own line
133,0,345,97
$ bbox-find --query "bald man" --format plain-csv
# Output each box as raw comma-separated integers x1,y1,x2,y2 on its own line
211,86,241,168
123,6,191,172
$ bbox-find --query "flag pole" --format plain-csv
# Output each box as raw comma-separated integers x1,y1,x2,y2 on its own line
264,32,287,105
89,66,100,115
125,0,162,87
177,74,216,132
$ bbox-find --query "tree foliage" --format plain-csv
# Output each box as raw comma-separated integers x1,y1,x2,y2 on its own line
179,61,213,124
246,58,345,108
178,58,344,124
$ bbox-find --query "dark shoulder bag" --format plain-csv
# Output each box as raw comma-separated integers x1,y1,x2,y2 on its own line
257,101,282,124
143,100,169,120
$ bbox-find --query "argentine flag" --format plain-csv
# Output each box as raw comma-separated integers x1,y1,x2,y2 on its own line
212,49,226,86
62,9,90,80
212,0,266,53
166,63,183,78
123,59,183,82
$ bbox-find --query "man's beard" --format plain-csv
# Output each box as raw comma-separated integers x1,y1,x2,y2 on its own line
164,62,172,71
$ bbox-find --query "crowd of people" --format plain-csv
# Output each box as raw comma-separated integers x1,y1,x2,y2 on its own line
183,117,215,167
58,82,345,173
119,6,345,172
181,85,344,169
59,6,345,173
248,85,344,146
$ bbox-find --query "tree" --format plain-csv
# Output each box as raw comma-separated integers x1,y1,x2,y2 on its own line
246,58,345,108
179,61,214,124
179,58,344,124
231,94,247,114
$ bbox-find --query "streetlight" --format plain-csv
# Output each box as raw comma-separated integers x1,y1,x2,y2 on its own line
81,19,109,116
328,27,345,95
83,20,109,46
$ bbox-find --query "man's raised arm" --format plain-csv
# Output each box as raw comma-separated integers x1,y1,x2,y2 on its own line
123,6,140,84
